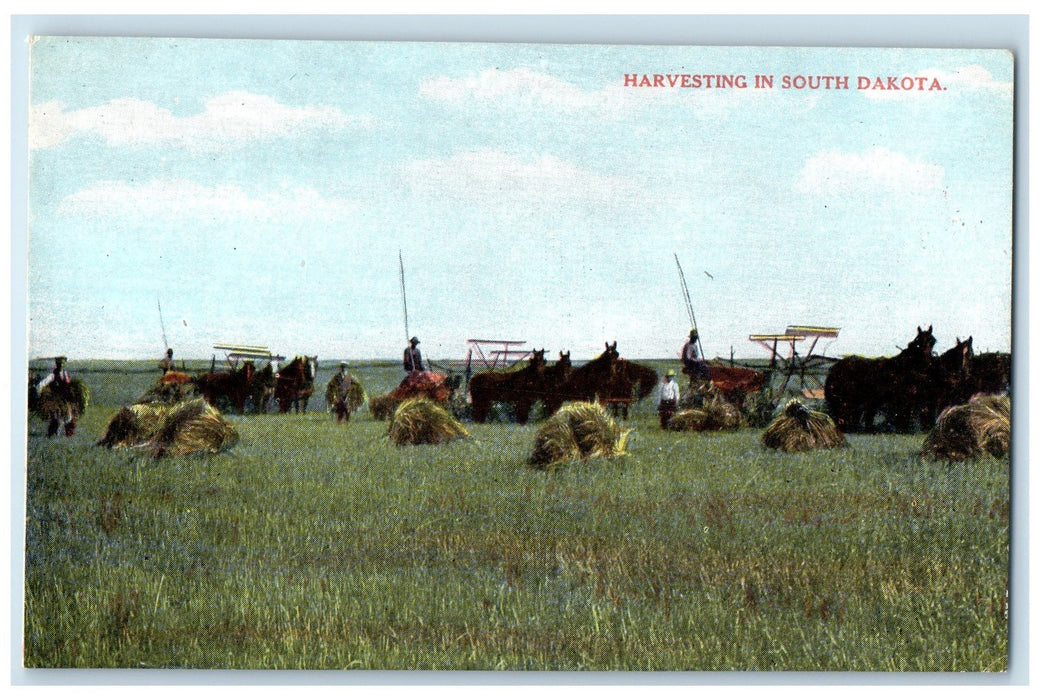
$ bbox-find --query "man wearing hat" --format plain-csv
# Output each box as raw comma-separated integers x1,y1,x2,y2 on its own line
658,369,680,429
403,336,425,374
159,348,175,374
681,329,710,380
36,356,77,437
331,362,354,423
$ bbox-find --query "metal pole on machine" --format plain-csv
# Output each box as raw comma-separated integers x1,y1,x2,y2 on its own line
674,254,704,358
399,250,410,343
399,250,420,372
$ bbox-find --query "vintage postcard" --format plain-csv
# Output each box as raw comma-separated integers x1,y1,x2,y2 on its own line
23,37,1013,672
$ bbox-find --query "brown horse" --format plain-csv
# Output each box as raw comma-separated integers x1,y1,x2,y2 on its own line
544,342,658,419
468,349,547,424
196,361,255,414
275,356,318,413
249,362,278,413
968,351,1011,397
927,336,975,422
543,342,619,415
824,325,937,432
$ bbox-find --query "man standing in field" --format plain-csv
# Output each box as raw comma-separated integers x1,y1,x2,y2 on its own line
403,336,424,374
36,356,77,437
658,370,680,429
331,362,354,423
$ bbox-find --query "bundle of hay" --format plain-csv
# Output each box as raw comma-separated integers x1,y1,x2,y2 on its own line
529,401,631,468
34,378,90,419
97,398,239,458
922,394,1010,460
387,398,470,446
369,393,402,421
97,403,166,447
761,399,846,452
669,387,744,432
325,378,367,413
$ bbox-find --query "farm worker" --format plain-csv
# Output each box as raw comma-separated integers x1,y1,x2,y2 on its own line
332,362,354,423
658,370,680,429
403,336,425,373
159,348,175,373
36,356,76,437
682,329,710,381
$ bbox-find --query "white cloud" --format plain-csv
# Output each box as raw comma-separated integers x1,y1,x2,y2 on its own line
56,179,357,222
30,91,373,151
403,149,642,208
794,147,945,197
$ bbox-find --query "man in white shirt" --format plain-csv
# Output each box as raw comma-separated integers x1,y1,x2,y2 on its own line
658,369,680,429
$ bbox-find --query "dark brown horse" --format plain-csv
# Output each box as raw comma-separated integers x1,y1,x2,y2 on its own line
824,326,937,432
968,351,1011,397
275,356,318,413
543,342,619,415
468,349,548,424
545,342,658,419
249,362,278,413
927,336,975,421
196,361,255,414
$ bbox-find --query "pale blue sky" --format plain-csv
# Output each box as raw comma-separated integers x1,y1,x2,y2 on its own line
27,38,1013,362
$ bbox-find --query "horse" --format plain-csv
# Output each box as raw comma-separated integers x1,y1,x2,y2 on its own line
543,342,620,415
927,336,975,421
195,360,255,414
468,349,547,424
545,342,658,419
548,351,572,386
602,357,659,419
968,351,1011,397
824,325,937,432
249,361,278,413
275,356,318,413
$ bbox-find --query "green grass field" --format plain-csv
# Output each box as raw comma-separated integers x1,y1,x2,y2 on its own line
22,361,1009,670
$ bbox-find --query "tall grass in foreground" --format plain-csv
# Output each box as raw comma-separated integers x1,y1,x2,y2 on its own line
22,364,1008,670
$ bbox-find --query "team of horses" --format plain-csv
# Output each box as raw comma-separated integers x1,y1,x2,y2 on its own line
825,326,1010,433
195,355,317,414
469,342,658,425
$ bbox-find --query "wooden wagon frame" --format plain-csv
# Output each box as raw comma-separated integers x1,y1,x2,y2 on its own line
748,325,840,397
213,343,285,371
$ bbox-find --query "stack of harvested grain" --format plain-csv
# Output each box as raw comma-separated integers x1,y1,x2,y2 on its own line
387,398,470,445
922,394,1010,460
97,398,238,457
668,387,744,432
761,399,846,452
97,404,165,448
529,401,631,468
325,377,367,413
34,378,90,420
369,393,402,421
